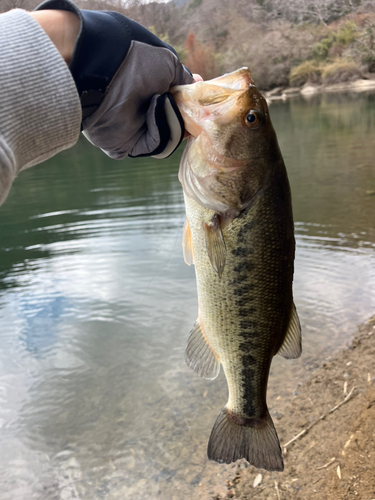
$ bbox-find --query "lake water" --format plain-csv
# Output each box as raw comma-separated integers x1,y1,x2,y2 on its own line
0,90,375,500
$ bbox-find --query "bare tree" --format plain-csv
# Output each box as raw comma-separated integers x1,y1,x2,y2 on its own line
0,0,40,13
262,0,363,25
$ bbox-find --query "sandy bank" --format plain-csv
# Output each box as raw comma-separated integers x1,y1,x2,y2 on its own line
211,317,375,499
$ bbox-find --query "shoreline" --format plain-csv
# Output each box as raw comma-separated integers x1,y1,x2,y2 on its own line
212,317,375,499
263,78,375,103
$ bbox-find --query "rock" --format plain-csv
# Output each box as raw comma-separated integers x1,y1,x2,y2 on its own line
253,473,262,487
265,87,285,98
126,455,136,470
301,84,318,95
282,87,301,97
61,457,80,470
353,79,375,89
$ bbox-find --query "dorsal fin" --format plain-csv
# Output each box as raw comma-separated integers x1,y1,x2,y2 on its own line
185,319,220,380
277,303,302,359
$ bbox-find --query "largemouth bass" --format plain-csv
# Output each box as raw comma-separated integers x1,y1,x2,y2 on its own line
172,68,301,472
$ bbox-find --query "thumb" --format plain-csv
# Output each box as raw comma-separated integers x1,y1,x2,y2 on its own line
129,93,185,159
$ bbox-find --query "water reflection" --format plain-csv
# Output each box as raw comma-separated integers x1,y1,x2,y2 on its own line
0,90,375,499
271,92,375,237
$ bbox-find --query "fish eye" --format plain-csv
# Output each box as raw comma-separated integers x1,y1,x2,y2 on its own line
245,110,261,128
247,113,256,123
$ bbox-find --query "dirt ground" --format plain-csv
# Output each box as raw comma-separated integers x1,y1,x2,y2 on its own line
212,318,375,500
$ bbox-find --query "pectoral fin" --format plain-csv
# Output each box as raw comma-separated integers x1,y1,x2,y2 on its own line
182,218,194,266
277,303,302,359
185,319,220,380
204,214,226,278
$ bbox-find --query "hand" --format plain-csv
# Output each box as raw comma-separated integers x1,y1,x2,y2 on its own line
32,0,195,159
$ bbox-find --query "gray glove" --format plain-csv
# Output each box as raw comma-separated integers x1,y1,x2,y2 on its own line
36,0,194,159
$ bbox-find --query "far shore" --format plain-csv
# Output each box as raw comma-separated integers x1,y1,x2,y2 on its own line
263,78,375,103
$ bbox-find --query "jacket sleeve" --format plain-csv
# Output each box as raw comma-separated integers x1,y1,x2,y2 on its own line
0,9,81,207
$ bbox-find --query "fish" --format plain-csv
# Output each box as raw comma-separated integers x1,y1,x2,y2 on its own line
172,68,301,472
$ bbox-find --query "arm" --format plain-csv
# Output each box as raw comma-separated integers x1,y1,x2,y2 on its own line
0,0,196,208
31,0,196,160
0,8,81,207
29,9,80,65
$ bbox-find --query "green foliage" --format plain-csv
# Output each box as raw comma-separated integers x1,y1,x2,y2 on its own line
189,0,202,9
174,45,187,61
321,59,362,84
148,25,186,61
217,30,228,38
148,25,170,44
289,57,362,87
289,61,321,86
312,32,336,61
335,21,358,45
312,22,359,62
213,52,226,74
355,23,375,71
147,25,185,60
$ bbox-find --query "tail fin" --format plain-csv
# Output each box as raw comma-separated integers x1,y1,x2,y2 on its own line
207,407,284,472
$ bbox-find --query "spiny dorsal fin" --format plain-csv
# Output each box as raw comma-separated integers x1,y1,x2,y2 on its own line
203,214,226,278
277,303,302,359
182,218,194,266
185,319,220,380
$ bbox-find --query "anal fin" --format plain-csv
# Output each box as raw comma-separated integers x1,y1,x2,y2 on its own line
277,303,302,359
185,319,220,380
204,214,226,278
182,218,194,266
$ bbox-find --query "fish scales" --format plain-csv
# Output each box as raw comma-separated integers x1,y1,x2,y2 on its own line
185,168,294,418
173,68,302,471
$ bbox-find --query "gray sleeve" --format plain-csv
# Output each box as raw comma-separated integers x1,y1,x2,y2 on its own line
0,9,81,207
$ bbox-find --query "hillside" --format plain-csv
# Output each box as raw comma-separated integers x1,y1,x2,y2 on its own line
2,0,375,89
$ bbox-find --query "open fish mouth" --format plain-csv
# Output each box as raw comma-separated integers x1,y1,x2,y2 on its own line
172,67,257,138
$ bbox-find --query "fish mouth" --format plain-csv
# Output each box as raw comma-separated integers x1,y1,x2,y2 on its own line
172,68,257,137
204,67,255,89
